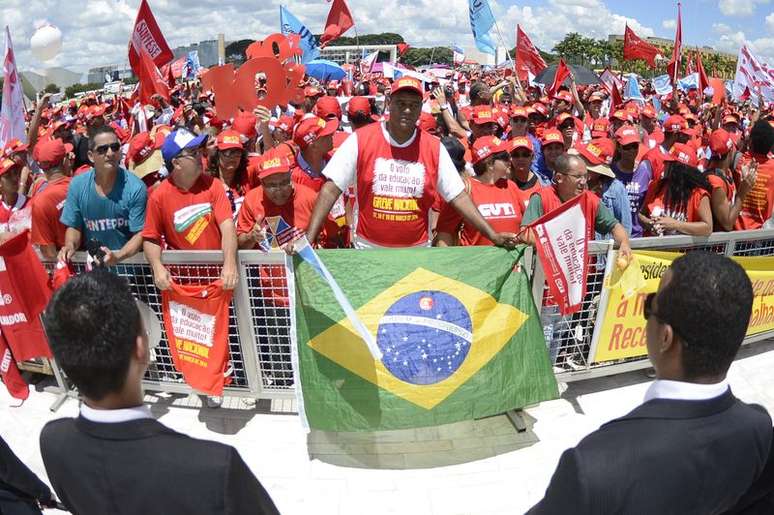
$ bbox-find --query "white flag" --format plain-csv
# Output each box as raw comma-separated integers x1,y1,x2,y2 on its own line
0,27,26,148
733,44,774,102
360,50,379,75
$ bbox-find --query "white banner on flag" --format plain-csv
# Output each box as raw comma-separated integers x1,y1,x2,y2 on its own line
0,27,26,148
733,44,774,102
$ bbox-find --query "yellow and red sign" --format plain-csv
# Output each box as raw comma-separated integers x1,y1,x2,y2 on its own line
592,251,774,363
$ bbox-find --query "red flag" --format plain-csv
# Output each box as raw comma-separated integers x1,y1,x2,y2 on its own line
529,191,598,315
0,333,28,401
137,47,170,104
696,52,709,94
548,59,571,97
128,0,173,75
397,43,410,56
667,2,682,84
320,0,354,48
610,83,624,109
623,24,660,69
516,25,546,81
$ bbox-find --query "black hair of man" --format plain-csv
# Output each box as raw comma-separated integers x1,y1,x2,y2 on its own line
441,136,466,173
749,119,774,155
43,269,141,401
553,153,583,174
87,124,118,150
658,252,753,380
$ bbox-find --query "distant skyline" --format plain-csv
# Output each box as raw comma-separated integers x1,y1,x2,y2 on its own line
2,0,772,73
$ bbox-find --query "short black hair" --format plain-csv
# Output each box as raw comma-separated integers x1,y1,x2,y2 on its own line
441,136,466,173
749,119,774,155
658,252,753,380
43,269,141,401
87,124,118,150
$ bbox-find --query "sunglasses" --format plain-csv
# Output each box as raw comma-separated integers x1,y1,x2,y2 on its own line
621,143,639,151
94,142,121,155
511,151,532,158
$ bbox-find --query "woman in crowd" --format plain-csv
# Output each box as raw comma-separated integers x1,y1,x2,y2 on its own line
208,129,251,218
611,126,653,237
705,129,758,231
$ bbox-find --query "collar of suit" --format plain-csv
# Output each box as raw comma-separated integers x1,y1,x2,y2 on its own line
604,388,736,427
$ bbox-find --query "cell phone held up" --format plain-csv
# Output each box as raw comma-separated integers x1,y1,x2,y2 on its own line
85,239,107,267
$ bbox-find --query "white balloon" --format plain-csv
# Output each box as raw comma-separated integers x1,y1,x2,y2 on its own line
30,24,62,62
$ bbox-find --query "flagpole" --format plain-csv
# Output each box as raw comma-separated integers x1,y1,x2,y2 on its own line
492,19,515,70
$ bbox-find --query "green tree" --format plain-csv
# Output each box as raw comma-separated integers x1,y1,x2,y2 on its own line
402,47,452,67
325,33,404,46
64,82,103,98
43,83,60,94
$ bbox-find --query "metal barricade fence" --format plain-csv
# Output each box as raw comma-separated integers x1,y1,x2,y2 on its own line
39,229,774,409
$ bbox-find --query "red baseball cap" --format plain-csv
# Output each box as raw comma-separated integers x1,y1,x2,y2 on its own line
663,115,687,133
33,138,73,168
258,155,293,180
665,142,698,167
216,129,244,151
588,91,605,103
508,136,534,153
541,128,564,147
391,77,423,96
232,111,258,139
575,138,616,177
510,106,528,120
591,118,610,138
610,110,632,123
314,96,342,121
127,132,155,164
531,103,549,118
554,91,573,103
304,86,323,98
0,158,18,176
469,105,497,126
614,126,640,146
471,136,508,165
555,112,575,127
641,105,657,119
3,139,28,157
347,96,372,117
709,129,734,156
293,115,339,149
273,115,295,134
722,114,740,127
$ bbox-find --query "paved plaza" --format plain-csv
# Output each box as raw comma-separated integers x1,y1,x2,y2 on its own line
4,340,773,515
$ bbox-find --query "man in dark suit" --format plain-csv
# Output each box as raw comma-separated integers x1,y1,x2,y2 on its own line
529,252,773,515
0,435,58,514
39,269,280,515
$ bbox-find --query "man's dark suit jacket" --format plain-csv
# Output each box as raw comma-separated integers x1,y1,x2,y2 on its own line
0,435,51,512
40,416,280,515
528,389,773,515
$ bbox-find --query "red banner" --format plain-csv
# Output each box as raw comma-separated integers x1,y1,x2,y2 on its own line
623,24,660,69
137,47,170,104
530,192,596,315
128,0,173,75
161,281,233,396
548,59,571,98
516,25,546,81
320,0,354,47
0,332,28,400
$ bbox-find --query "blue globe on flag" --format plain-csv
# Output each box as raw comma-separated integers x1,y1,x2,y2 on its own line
376,290,472,385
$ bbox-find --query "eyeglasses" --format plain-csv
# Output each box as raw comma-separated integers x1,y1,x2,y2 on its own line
220,149,242,159
177,148,203,160
511,151,532,158
262,178,292,190
94,142,121,155
559,123,575,130
558,172,588,182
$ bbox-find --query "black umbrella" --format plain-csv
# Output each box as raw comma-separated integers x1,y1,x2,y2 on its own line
534,63,600,86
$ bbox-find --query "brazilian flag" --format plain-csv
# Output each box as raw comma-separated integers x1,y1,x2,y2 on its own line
293,246,558,432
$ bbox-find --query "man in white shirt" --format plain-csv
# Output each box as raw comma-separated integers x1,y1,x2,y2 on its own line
39,269,279,515
529,252,774,514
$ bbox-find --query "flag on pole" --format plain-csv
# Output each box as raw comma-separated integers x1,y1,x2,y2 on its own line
548,58,571,97
598,67,623,95
293,246,558,431
667,2,682,84
696,51,709,95
529,191,597,315
0,27,26,149
733,45,774,102
137,47,170,104
516,25,546,80
397,43,410,56
624,74,645,102
280,5,320,63
183,50,201,79
452,45,465,66
360,50,379,75
128,0,173,75
320,0,354,47
468,0,497,55
623,24,660,69
653,74,673,96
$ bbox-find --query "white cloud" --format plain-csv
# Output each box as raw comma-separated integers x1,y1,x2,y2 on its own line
0,0,656,75
712,21,774,63
662,19,676,29
718,0,770,16
767,12,774,31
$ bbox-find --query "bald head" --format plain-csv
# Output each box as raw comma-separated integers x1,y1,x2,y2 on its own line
554,153,588,201
554,153,585,175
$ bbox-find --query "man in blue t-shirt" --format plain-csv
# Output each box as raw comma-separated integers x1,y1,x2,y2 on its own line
59,125,147,265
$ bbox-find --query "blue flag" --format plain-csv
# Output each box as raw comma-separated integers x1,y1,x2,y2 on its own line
183,51,201,79
624,74,644,102
468,0,496,55
653,74,672,96
280,5,320,64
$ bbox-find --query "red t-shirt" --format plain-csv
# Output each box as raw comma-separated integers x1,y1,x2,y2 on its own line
736,153,774,230
31,176,71,248
436,178,523,246
143,174,233,250
291,166,326,192
513,174,543,211
0,195,31,233
236,183,317,244
644,186,708,235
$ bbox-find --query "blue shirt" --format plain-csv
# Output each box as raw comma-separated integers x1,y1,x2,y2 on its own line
60,168,147,250
596,178,632,240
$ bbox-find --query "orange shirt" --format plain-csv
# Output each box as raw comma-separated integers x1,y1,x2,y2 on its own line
31,176,71,249
236,183,317,247
736,153,774,230
644,186,708,236
143,174,233,250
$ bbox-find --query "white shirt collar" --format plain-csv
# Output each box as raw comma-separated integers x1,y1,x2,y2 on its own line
380,122,416,148
80,403,153,423
2,193,26,211
643,378,729,403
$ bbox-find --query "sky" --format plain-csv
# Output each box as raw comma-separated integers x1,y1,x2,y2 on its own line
1,0,773,74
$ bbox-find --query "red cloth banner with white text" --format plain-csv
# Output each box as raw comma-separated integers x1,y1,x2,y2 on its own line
530,193,595,315
161,281,233,396
0,332,28,400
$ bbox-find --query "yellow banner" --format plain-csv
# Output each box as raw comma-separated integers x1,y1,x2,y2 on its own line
592,251,774,363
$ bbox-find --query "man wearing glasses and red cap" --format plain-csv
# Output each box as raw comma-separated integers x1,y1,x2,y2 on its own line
305,77,517,249
31,138,74,260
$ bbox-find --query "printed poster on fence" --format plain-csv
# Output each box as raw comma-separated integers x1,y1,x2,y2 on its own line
592,251,774,363
161,281,233,395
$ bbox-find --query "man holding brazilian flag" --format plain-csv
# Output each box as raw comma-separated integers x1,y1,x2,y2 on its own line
292,244,559,432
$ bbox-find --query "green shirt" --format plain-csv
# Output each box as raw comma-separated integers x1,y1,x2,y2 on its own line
521,192,619,235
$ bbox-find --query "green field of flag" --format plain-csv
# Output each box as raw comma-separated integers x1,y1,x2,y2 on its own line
293,246,558,432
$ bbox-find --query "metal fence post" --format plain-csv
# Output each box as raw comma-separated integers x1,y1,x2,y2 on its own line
585,241,616,367
233,257,264,399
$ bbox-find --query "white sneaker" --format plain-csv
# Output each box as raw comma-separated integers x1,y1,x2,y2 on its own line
206,396,223,408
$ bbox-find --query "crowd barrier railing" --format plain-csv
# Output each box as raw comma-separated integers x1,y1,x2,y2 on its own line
37,228,774,410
